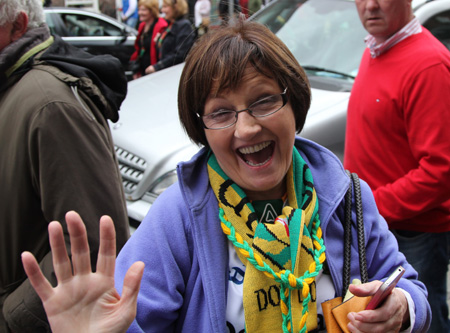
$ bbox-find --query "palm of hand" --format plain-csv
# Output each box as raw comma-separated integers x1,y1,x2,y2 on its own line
22,212,144,333
42,274,128,333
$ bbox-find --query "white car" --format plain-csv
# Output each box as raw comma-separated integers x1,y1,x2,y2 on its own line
110,0,450,228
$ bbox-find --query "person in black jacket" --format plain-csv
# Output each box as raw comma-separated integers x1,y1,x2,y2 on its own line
146,0,195,74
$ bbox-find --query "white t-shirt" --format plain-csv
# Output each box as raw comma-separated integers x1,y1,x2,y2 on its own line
225,242,335,332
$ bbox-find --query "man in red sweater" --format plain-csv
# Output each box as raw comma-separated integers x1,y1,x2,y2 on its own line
344,0,450,332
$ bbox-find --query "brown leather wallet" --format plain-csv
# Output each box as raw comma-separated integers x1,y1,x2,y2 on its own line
331,295,372,333
322,297,344,333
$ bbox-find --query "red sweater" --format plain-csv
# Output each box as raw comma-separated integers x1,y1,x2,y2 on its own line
344,28,450,232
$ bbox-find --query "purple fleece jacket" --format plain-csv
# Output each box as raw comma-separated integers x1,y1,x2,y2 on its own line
115,137,431,332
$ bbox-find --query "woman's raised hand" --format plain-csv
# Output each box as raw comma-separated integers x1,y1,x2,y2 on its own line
21,211,144,333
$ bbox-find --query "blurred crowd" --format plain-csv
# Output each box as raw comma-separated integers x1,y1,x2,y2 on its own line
123,0,265,79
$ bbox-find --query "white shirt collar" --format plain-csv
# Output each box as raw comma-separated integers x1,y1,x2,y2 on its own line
364,17,422,58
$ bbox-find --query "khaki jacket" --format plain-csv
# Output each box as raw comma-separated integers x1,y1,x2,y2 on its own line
0,26,129,332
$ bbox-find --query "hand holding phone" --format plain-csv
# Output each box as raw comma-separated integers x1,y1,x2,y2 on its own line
365,266,405,310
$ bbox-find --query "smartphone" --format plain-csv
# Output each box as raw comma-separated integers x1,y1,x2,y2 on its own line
365,266,406,310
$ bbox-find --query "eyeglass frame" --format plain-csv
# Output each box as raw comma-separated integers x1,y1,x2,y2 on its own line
196,87,289,130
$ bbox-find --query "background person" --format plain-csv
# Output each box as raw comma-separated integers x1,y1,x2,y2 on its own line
344,0,450,332
145,0,194,75
130,0,168,80
247,0,261,16
240,0,249,18
121,0,139,28
0,0,130,331
218,0,241,24
22,20,430,333
194,0,210,37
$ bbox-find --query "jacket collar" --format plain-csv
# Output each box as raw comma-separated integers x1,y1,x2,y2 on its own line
0,26,53,91
37,35,127,122
0,25,127,122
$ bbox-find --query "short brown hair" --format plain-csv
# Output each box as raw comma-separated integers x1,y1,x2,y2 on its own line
178,20,311,147
138,0,160,18
162,0,189,19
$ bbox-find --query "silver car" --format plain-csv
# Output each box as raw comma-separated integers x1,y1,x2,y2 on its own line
44,7,137,78
111,0,450,228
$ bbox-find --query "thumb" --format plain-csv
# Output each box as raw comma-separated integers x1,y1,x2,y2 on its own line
349,280,382,297
119,261,145,318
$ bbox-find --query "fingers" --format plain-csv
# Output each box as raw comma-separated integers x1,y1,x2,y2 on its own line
96,215,117,277
49,221,73,283
348,310,385,333
22,251,55,302
120,261,145,320
121,261,145,301
347,285,407,333
348,280,382,297
66,211,91,275
348,310,400,333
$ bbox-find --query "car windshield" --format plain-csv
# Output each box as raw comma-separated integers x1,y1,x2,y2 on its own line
252,0,367,81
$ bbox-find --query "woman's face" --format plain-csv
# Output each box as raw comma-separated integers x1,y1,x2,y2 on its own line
138,5,154,23
204,68,296,201
161,3,174,21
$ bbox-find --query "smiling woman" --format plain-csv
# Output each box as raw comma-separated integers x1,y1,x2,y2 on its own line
117,19,429,333
22,19,431,333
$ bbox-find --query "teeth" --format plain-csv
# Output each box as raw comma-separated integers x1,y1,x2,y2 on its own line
246,156,271,167
239,141,271,155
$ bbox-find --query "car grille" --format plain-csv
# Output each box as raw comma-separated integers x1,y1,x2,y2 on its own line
115,145,147,194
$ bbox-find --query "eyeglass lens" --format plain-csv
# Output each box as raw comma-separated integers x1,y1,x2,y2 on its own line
203,92,285,129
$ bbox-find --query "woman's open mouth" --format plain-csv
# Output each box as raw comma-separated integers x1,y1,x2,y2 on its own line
238,141,274,167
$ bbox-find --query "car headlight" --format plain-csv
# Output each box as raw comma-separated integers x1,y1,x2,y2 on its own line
147,170,178,196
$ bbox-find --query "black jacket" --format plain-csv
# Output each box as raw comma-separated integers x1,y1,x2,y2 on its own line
154,18,195,72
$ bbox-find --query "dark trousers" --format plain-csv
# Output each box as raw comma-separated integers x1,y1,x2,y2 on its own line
393,229,450,333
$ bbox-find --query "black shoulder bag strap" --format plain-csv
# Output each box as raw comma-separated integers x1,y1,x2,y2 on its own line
342,171,369,296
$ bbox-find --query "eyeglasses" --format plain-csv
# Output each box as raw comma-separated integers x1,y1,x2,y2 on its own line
197,88,288,130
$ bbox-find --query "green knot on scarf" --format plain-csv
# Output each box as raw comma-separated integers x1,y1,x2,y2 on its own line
207,147,326,333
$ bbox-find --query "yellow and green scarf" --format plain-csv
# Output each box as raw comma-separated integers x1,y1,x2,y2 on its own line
207,147,326,333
